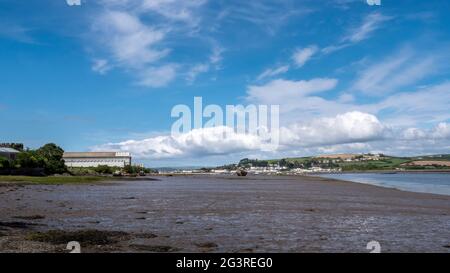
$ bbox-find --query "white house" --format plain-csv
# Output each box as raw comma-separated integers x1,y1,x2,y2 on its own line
63,152,132,168
0,147,20,160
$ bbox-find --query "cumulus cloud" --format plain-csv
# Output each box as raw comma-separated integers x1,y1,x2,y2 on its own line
292,45,318,67
93,111,388,160
92,126,268,159
398,123,450,141
432,123,450,139
92,106,450,161
246,73,450,128
280,111,386,147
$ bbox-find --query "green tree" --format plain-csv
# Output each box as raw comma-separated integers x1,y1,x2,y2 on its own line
13,151,46,168
36,143,67,174
0,156,10,169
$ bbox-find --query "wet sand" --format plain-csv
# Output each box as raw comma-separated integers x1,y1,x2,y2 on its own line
0,175,449,253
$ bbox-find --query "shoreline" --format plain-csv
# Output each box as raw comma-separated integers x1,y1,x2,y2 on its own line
310,172,450,197
1,172,450,197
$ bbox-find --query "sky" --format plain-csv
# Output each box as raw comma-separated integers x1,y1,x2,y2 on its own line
0,0,450,167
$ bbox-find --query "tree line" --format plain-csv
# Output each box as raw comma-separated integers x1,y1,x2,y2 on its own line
0,143,67,175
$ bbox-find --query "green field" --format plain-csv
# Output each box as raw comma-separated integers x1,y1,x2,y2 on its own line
338,157,411,171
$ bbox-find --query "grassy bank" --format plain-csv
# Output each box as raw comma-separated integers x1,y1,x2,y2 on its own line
0,175,111,185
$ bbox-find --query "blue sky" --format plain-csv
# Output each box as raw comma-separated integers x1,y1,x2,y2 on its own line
1,0,450,167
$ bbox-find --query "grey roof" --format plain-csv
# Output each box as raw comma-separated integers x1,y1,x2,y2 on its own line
0,147,20,153
63,152,131,158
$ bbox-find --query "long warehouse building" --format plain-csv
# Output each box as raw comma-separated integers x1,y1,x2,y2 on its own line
63,152,132,168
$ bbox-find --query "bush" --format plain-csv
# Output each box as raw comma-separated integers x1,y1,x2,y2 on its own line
123,165,156,174
95,165,114,174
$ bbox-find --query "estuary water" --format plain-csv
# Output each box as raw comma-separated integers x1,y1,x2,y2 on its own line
318,172,450,196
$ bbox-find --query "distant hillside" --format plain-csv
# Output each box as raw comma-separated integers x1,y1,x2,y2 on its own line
237,154,450,171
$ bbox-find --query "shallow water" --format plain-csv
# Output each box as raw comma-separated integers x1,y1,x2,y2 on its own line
318,172,450,196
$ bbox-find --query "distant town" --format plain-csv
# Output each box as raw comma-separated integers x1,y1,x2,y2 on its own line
159,153,450,175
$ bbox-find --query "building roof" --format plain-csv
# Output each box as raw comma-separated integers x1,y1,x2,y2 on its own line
63,152,131,158
0,147,20,153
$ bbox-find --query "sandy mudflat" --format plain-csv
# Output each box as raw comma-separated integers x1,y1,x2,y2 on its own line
0,175,449,253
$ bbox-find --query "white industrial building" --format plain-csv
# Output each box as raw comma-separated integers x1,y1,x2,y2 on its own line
0,147,20,160
63,152,132,168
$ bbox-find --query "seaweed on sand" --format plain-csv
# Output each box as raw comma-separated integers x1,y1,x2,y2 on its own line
26,230,128,245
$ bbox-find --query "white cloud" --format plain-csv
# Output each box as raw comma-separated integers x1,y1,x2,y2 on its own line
292,45,318,67
184,45,225,84
209,45,224,68
92,126,267,159
93,10,168,68
137,65,177,87
186,63,210,84
247,78,337,103
216,2,312,35
93,105,450,161
141,0,206,26
322,12,392,54
344,12,392,43
400,125,449,141
89,1,209,87
338,93,355,103
101,0,206,25
280,111,386,147
256,65,290,81
373,82,450,126
246,70,449,129
401,128,427,140
246,78,339,115
93,111,388,160
352,48,438,95
91,59,111,75
431,123,450,139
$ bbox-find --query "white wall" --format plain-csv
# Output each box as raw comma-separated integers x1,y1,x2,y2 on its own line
64,157,131,168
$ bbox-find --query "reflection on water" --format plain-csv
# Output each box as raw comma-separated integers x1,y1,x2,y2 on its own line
318,172,450,196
